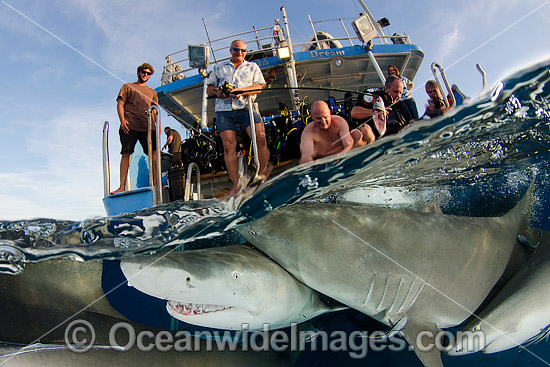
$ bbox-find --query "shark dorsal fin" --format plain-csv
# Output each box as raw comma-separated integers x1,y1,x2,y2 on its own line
422,202,443,214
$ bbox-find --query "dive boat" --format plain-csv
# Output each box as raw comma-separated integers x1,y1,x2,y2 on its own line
156,3,423,130
102,0,424,216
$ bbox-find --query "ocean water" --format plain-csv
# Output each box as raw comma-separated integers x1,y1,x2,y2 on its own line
0,60,549,366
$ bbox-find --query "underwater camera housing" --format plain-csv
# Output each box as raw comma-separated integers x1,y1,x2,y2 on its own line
220,81,235,95
433,97,445,109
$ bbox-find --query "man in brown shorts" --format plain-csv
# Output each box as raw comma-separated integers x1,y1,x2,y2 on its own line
111,63,159,195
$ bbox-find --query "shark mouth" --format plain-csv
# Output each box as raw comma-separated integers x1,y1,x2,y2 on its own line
167,300,233,316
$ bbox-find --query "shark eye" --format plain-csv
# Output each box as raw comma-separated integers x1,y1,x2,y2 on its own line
473,325,480,332
249,229,257,236
232,271,241,280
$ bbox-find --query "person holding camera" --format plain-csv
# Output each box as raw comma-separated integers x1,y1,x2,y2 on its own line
350,75,413,147
424,80,450,118
206,39,269,196
388,64,419,120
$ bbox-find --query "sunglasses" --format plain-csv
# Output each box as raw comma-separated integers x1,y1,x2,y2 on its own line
140,70,153,75
232,48,247,53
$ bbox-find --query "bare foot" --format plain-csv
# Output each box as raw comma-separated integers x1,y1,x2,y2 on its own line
110,187,126,195
261,163,273,181
229,185,243,197
216,186,243,201
248,164,272,187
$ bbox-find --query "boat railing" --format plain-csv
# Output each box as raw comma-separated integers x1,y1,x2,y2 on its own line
102,113,162,201
184,162,201,201
247,96,261,179
161,24,278,85
102,121,111,197
476,64,488,97
102,120,133,195
431,62,456,110
147,106,163,205
102,120,134,196
161,12,413,85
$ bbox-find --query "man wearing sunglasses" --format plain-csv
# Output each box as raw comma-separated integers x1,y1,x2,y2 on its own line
207,40,269,196
111,63,159,195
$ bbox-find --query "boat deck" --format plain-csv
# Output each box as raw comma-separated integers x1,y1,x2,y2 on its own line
156,43,423,130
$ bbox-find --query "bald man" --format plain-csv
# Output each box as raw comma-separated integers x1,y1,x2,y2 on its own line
299,101,353,164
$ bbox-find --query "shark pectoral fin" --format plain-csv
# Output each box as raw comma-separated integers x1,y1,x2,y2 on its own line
371,316,408,340
521,324,550,349
401,320,443,367
387,316,408,338
329,304,350,313
316,293,350,313
296,323,322,343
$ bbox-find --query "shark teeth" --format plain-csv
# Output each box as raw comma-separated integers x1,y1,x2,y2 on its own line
167,301,231,315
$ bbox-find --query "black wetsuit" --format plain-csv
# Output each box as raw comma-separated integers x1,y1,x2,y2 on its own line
353,91,413,138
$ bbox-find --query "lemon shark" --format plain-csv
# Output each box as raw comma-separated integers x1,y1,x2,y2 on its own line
235,184,536,367
0,339,286,367
0,257,289,366
0,257,127,344
448,229,550,356
120,245,346,331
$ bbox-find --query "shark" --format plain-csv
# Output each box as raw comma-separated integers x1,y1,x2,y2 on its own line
0,257,126,344
448,229,550,356
0,257,289,366
0,338,287,367
235,184,536,367
120,244,346,331
0,336,286,367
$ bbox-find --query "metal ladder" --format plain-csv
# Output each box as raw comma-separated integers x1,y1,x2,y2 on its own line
101,106,163,205
431,62,456,110
184,162,201,201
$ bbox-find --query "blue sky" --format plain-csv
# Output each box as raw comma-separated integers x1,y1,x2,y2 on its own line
1,0,549,220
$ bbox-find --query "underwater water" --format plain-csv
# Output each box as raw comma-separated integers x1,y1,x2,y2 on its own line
0,59,549,366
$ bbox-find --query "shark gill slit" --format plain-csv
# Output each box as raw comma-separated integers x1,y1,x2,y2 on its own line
399,281,427,316
376,274,392,313
363,273,377,308
387,277,408,316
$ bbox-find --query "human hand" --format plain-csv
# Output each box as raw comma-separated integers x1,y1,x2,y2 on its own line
213,88,228,98
230,88,243,99
121,119,130,134
426,100,435,112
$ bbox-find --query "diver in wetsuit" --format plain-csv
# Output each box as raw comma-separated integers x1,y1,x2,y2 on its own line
350,75,413,148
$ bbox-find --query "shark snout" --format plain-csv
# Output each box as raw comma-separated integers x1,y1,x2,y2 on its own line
120,257,199,299
446,322,489,356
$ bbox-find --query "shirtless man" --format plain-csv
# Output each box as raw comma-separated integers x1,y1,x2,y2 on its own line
299,100,353,164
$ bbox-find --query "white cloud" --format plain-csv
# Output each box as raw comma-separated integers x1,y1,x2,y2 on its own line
435,26,460,64
59,0,231,76
1,105,116,221
424,0,531,62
